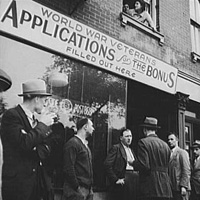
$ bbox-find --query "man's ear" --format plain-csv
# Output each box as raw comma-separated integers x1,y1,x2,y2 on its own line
83,124,88,130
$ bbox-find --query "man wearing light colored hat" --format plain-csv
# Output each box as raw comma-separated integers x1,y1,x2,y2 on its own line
0,69,12,200
1,79,57,200
190,140,200,200
137,117,172,200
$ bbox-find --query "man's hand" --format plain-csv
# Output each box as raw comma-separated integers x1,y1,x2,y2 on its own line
181,187,187,196
116,178,125,186
40,112,57,126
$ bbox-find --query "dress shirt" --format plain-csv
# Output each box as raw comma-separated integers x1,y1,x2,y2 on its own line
122,144,134,170
75,135,89,148
195,156,200,164
20,104,36,128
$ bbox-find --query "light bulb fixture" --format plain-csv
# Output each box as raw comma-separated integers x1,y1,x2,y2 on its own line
48,72,68,87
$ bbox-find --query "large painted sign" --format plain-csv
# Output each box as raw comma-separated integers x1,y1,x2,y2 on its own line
0,0,178,93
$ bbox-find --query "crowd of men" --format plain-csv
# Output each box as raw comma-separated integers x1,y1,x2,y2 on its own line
104,118,200,200
0,74,200,200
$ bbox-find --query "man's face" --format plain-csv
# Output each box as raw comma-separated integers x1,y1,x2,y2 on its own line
85,119,95,137
193,147,200,158
120,130,132,146
34,96,47,114
168,134,178,149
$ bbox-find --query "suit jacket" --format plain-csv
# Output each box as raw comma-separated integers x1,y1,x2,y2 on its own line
191,157,200,194
104,143,138,185
137,134,172,198
1,105,52,200
168,146,191,191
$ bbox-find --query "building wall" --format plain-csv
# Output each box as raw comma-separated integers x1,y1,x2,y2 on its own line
35,0,200,99
37,0,200,79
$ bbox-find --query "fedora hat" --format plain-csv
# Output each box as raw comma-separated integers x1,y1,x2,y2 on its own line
18,79,51,97
0,69,12,92
140,117,161,129
191,140,200,149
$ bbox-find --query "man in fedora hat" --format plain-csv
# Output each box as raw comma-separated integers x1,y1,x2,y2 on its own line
190,140,200,200
0,69,12,200
1,79,57,200
137,117,172,200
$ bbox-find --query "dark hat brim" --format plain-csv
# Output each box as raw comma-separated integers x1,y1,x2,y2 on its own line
18,93,52,97
140,124,161,129
0,69,12,91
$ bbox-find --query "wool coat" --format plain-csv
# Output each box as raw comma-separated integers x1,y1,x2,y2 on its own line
1,105,52,200
168,146,191,192
137,134,172,199
191,156,200,194
104,143,139,200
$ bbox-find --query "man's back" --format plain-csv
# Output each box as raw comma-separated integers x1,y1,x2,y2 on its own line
138,134,172,198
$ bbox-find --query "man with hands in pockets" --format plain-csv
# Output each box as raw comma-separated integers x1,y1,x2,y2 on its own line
104,128,139,200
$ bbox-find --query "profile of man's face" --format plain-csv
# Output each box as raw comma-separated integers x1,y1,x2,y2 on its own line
85,119,95,137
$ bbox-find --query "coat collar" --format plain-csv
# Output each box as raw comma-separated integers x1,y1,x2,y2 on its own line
146,133,158,138
16,104,32,130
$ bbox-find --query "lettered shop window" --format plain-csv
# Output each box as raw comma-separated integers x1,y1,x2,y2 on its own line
190,0,200,59
0,36,126,191
46,57,127,191
123,0,159,31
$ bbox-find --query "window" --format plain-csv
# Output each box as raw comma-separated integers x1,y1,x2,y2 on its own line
121,0,164,45
144,0,159,30
123,0,159,30
0,36,127,192
190,0,200,62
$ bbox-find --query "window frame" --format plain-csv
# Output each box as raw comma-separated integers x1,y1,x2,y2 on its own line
121,0,164,45
190,0,200,62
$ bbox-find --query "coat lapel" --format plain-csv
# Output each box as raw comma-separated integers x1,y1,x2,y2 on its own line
170,147,179,163
119,143,127,162
15,105,32,131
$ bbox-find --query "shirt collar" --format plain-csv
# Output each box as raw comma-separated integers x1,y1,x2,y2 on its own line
75,135,88,146
171,146,178,153
20,104,34,120
121,143,130,150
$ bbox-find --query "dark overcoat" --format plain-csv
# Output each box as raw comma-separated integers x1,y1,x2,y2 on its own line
104,143,137,184
1,105,52,200
137,134,172,199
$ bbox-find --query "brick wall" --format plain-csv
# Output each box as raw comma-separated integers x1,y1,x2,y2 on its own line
37,0,200,78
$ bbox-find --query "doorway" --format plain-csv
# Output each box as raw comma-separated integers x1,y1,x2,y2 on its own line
126,80,177,151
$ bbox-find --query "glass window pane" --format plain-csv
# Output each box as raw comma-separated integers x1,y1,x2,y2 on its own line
190,0,195,20
190,24,195,52
198,28,200,54
0,35,127,190
195,0,200,23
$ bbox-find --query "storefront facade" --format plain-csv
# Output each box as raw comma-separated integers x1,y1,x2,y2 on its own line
1,0,200,199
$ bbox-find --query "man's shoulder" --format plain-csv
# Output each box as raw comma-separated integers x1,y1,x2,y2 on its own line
2,105,21,118
140,135,169,148
176,147,189,156
64,136,82,147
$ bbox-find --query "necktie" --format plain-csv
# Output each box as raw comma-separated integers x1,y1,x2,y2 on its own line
32,115,37,128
